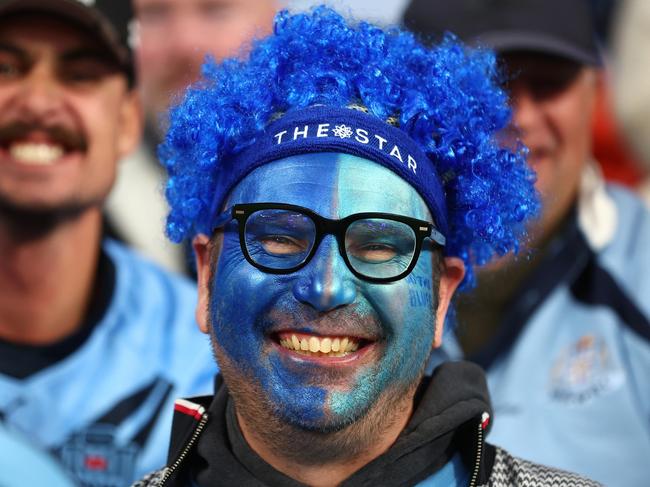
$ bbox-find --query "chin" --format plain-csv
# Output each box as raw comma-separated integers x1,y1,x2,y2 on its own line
0,193,100,222
274,398,373,434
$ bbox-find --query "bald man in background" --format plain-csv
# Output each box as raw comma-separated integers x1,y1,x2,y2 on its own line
106,0,278,274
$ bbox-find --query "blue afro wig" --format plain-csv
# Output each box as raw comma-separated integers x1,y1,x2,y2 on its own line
160,6,539,286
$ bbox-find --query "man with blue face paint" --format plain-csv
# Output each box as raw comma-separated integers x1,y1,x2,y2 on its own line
134,7,601,487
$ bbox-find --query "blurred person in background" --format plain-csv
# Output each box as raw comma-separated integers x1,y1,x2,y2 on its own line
106,0,278,274
404,0,650,485
611,0,650,204
136,0,278,129
586,0,648,203
573,0,650,208
0,1,216,485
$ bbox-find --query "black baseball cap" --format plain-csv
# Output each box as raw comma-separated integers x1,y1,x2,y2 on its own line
0,0,135,82
402,0,600,65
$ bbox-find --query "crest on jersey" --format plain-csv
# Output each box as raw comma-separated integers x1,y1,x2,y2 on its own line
548,334,624,404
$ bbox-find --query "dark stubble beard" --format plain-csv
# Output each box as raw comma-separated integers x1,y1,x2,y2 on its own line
0,195,103,240
213,342,424,466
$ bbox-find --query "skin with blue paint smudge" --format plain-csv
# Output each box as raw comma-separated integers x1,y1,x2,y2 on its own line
201,152,448,431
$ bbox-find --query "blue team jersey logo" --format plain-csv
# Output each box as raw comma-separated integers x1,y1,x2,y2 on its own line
50,378,172,487
59,424,138,487
547,334,624,404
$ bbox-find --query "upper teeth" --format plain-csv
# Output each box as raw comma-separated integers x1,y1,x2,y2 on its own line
10,143,64,165
279,334,359,356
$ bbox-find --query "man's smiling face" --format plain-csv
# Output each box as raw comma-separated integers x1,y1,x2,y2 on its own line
0,14,140,217
195,153,462,433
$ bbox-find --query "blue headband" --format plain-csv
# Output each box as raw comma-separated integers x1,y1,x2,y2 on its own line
210,105,449,237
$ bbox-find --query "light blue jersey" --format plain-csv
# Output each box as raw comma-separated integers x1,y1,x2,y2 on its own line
0,424,75,487
415,453,469,487
0,240,218,487
440,183,650,487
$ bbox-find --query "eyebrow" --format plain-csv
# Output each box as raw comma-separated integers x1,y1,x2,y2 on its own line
0,42,27,59
60,47,116,64
0,43,116,68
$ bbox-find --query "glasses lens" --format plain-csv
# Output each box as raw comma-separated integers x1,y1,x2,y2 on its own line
244,209,316,270
345,218,417,279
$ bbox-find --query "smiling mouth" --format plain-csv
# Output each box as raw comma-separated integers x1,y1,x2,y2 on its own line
275,332,367,358
8,141,65,165
0,122,87,166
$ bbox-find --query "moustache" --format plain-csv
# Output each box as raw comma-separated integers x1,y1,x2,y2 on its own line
265,305,384,342
0,121,87,152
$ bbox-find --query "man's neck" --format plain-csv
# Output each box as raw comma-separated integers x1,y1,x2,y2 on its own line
0,208,102,345
456,209,577,356
236,391,414,487
455,252,540,355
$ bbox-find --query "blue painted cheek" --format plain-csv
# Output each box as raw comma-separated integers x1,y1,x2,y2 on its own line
325,157,436,417
378,255,436,369
208,235,268,372
328,253,436,418
209,256,331,423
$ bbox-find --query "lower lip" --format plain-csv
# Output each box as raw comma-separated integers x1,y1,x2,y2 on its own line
272,340,376,366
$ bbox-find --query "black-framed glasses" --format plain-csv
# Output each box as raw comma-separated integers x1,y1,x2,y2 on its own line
212,203,446,284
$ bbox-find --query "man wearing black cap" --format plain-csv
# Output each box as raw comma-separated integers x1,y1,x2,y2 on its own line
404,1,650,485
0,2,216,486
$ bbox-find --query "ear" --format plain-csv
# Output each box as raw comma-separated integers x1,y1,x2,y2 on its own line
433,257,465,348
193,234,213,334
116,90,143,159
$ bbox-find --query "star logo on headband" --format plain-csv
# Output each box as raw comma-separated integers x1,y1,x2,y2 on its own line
332,124,353,139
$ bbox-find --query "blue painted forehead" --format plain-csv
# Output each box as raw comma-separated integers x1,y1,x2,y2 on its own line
227,153,432,221
160,6,539,287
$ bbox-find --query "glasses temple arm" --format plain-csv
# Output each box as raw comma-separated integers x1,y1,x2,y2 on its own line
212,207,234,230
429,227,446,247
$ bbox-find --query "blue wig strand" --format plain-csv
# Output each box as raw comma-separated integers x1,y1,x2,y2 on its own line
160,6,539,286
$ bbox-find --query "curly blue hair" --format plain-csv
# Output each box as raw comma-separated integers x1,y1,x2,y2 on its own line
160,6,539,286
